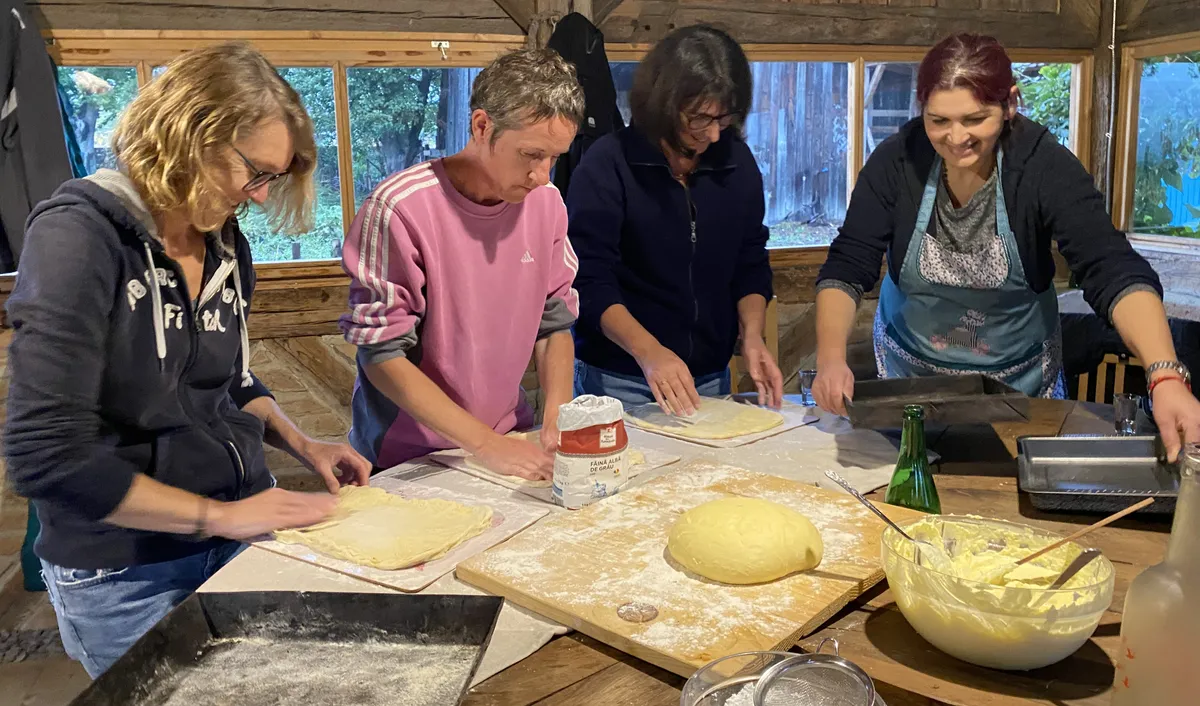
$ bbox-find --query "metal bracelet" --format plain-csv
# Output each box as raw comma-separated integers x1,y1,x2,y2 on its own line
1145,360,1191,383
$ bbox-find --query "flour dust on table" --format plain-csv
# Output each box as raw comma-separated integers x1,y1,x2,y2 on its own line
458,461,924,675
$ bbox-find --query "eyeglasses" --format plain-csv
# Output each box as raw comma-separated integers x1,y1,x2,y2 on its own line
686,112,736,132
233,147,288,192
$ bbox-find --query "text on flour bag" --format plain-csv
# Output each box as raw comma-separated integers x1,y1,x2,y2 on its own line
552,395,631,510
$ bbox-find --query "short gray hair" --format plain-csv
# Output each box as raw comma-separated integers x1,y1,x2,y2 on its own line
470,49,585,141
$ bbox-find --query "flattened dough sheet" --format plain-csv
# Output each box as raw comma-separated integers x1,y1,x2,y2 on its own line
274,486,493,571
625,397,785,440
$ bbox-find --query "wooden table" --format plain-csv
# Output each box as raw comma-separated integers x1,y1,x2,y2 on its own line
464,399,1173,706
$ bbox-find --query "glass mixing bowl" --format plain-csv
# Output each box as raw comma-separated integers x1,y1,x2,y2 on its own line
881,515,1114,671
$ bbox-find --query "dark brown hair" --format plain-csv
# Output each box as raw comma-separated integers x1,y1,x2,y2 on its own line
629,24,752,158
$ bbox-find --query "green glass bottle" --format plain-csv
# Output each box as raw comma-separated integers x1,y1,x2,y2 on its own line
884,405,941,514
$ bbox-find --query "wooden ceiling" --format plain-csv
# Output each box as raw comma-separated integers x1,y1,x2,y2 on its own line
26,0,1106,49
492,0,1100,48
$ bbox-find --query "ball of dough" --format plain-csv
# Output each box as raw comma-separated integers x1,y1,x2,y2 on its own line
667,497,823,584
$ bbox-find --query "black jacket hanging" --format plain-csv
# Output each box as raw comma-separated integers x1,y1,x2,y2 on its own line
546,12,624,196
1,0,73,272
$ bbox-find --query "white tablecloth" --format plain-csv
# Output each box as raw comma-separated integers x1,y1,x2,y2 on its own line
199,399,907,684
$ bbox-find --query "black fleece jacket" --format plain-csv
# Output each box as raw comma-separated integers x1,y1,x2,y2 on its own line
818,115,1161,319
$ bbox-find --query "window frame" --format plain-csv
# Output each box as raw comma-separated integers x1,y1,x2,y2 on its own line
45,29,523,282
1111,30,1200,247
607,43,1093,260
38,31,1093,280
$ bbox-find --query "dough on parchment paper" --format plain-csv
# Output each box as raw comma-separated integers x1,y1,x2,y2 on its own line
624,397,784,440
274,486,493,571
667,497,823,584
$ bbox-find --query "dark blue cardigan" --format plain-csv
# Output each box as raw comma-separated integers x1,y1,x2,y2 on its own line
565,124,774,378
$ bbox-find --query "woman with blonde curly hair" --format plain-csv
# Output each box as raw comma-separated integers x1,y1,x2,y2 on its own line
3,41,369,678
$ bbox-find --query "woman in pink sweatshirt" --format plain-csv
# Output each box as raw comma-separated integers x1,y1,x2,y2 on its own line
340,49,586,482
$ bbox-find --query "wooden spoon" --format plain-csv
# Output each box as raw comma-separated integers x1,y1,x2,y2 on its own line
1015,497,1154,566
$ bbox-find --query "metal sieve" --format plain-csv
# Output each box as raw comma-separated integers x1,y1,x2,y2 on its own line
752,639,877,706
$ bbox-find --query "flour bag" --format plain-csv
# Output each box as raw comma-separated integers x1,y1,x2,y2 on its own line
552,395,632,509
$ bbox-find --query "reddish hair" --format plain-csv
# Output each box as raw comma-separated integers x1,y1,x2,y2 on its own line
916,34,1019,110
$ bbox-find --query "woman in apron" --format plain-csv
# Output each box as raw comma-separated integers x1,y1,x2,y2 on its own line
812,33,1200,461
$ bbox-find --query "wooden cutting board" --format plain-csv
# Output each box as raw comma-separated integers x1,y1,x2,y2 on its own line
456,459,925,678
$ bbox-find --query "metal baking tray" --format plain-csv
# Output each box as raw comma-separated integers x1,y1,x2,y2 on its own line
70,591,503,706
1017,435,1178,515
845,374,1030,428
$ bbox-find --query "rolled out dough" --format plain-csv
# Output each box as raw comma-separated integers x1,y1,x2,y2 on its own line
274,486,493,571
666,497,823,584
462,431,646,488
624,398,784,440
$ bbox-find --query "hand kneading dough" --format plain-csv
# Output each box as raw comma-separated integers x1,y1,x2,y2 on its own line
667,497,823,584
274,486,493,571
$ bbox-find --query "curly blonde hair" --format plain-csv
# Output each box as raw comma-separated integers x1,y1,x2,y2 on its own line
113,41,316,234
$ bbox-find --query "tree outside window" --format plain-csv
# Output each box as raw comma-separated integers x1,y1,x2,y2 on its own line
1132,52,1200,238
56,66,139,175
347,67,480,206
237,68,344,262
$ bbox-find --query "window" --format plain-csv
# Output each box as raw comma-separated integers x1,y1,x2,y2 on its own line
862,61,1076,161
56,66,139,175
747,62,850,247
1131,52,1200,238
347,67,481,205
239,67,344,263
863,62,918,161
1014,62,1074,147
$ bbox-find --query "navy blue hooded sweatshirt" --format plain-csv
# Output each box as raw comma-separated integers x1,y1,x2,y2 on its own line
566,125,774,379
4,169,275,570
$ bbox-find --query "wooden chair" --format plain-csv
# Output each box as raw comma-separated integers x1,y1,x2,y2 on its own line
1077,353,1143,404
729,296,779,393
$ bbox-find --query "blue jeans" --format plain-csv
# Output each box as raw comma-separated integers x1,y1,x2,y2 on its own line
573,360,730,407
42,541,246,678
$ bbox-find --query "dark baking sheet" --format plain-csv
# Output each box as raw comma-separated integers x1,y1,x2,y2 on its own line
70,591,503,706
1017,435,1179,515
845,374,1030,428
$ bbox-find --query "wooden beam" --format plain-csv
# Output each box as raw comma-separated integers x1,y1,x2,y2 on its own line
1110,46,1141,232
847,58,866,199
593,0,625,25
28,0,517,35
600,1,1096,47
1120,1,1200,42
45,30,525,67
1089,0,1117,198
332,62,356,236
493,0,535,31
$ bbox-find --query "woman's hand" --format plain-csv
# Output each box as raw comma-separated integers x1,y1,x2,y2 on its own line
742,338,784,409
473,433,554,481
540,412,561,454
1149,377,1200,462
207,488,337,540
813,359,855,416
636,345,701,416
300,439,372,493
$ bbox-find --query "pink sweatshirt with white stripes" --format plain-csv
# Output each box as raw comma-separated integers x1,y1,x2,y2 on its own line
340,160,580,468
